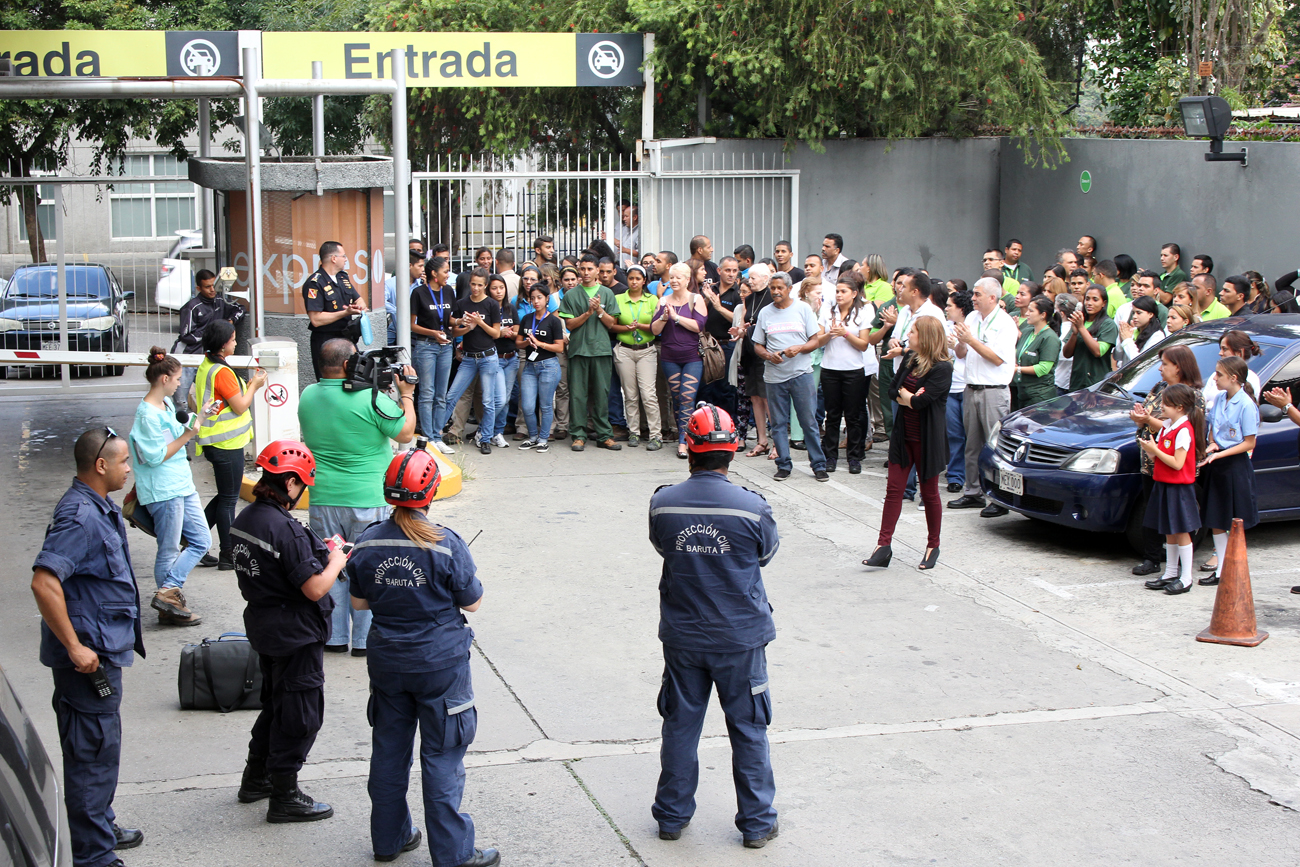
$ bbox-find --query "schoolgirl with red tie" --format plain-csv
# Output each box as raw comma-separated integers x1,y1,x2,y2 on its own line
1139,383,1205,595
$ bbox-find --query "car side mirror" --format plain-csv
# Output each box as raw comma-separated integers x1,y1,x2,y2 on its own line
122,290,135,301
1259,403,1284,424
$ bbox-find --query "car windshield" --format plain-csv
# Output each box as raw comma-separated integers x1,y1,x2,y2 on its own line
5,269,109,299
1098,331,1283,398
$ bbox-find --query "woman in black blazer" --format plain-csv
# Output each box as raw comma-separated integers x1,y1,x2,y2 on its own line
864,316,952,570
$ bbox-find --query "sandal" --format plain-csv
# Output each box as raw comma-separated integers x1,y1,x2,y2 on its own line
745,441,771,458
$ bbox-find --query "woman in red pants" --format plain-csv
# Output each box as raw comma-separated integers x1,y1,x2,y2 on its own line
864,317,952,571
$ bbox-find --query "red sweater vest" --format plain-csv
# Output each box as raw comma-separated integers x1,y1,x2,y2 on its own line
1153,419,1195,485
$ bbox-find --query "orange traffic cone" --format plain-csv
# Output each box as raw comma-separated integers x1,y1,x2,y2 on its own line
1196,518,1268,647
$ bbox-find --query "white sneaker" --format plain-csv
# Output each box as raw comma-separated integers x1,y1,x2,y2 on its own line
916,501,925,511
432,440,455,455
491,434,510,448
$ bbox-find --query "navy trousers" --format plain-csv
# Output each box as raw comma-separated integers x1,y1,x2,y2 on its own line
248,643,325,774
52,664,123,867
368,658,478,867
653,645,777,839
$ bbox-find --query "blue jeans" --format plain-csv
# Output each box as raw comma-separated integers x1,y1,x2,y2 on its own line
945,388,966,485
308,505,387,649
436,353,498,441
609,365,627,428
767,373,827,472
492,354,518,439
521,357,561,441
368,660,477,866
145,492,209,590
412,339,453,442
662,358,703,445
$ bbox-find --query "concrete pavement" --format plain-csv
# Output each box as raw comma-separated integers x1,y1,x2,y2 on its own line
1,391,1297,865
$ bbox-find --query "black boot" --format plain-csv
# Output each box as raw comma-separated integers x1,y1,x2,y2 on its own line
218,550,235,571
266,773,334,823
237,753,273,803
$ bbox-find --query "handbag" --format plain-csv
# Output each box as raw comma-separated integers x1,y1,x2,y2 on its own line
178,632,263,713
121,436,156,537
121,487,156,537
698,330,726,384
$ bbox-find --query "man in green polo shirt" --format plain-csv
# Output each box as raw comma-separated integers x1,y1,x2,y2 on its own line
1094,259,1128,318
298,338,417,654
1158,243,1189,303
1002,239,1032,284
1194,274,1232,321
558,253,623,452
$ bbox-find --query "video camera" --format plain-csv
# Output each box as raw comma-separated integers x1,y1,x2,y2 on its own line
342,346,418,394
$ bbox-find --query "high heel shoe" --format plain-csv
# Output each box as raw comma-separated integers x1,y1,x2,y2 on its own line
917,547,940,570
862,545,893,568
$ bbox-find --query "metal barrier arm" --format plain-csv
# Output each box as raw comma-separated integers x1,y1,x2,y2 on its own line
0,350,270,369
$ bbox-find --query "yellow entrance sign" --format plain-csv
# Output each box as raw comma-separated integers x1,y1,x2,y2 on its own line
262,32,577,86
0,31,165,77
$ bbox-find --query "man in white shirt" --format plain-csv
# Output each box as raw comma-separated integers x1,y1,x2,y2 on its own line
880,272,946,363
949,277,1019,517
822,234,848,285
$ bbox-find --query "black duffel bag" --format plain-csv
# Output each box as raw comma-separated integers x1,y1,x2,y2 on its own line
178,632,263,713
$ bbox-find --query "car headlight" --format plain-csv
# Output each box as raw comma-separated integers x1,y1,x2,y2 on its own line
1062,448,1120,474
0,318,21,333
80,316,116,331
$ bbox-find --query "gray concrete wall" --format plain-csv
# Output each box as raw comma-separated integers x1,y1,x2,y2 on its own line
671,136,1300,288
661,137,1004,281
999,138,1300,283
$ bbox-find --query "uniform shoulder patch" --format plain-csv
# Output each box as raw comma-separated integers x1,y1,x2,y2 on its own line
307,288,318,299
652,484,673,495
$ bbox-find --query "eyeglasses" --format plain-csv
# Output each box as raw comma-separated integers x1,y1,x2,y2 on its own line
94,427,118,464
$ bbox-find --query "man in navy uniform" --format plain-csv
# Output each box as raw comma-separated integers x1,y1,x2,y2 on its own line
648,404,781,849
31,428,146,867
303,241,367,380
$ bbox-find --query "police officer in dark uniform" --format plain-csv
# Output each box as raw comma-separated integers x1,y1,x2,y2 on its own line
231,440,342,823
31,428,146,867
346,444,499,867
303,240,366,380
648,404,781,849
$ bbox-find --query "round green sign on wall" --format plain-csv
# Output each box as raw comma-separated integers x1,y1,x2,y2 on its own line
1080,170,1092,193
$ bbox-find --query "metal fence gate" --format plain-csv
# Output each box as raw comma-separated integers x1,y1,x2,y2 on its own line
1,166,208,390
412,145,799,270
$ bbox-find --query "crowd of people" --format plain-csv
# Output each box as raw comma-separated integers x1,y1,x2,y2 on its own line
369,230,1294,574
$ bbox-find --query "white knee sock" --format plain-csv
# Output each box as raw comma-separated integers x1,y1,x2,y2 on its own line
1212,532,1228,577
1177,544,1195,588
1162,543,1179,580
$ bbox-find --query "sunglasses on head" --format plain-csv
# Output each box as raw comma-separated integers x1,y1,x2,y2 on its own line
94,427,118,464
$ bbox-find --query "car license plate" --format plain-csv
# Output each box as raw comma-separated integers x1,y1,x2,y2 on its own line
998,467,1023,496
41,340,63,351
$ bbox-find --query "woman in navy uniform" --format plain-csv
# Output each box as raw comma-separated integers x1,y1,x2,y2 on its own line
231,440,343,824
347,444,498,867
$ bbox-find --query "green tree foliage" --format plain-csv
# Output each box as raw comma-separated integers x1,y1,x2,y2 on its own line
374,0,1071,164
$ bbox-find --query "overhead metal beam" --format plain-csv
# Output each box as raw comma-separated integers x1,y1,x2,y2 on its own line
0,78,242,99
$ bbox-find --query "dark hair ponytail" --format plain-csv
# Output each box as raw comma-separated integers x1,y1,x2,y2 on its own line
202,319,236,360
1218,356,1255,402
1161,383,1207,462
145,346,181,384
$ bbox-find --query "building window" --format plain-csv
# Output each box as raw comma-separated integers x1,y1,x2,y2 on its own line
16,184,58,242
110,155,197,239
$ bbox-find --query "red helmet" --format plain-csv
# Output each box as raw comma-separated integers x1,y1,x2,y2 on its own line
384,445,442,507
685,403,739,453
255,440,316,486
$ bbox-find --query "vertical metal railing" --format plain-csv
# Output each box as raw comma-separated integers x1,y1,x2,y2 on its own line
412,146,797,272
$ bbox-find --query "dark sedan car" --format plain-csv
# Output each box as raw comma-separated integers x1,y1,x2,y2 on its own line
0,661,72,865
0,264,132,377
978,315,1300,551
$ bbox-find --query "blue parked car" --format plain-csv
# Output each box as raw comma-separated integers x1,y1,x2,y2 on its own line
978,315,1300,551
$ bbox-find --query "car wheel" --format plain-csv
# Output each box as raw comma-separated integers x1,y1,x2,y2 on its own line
0,366,6,380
